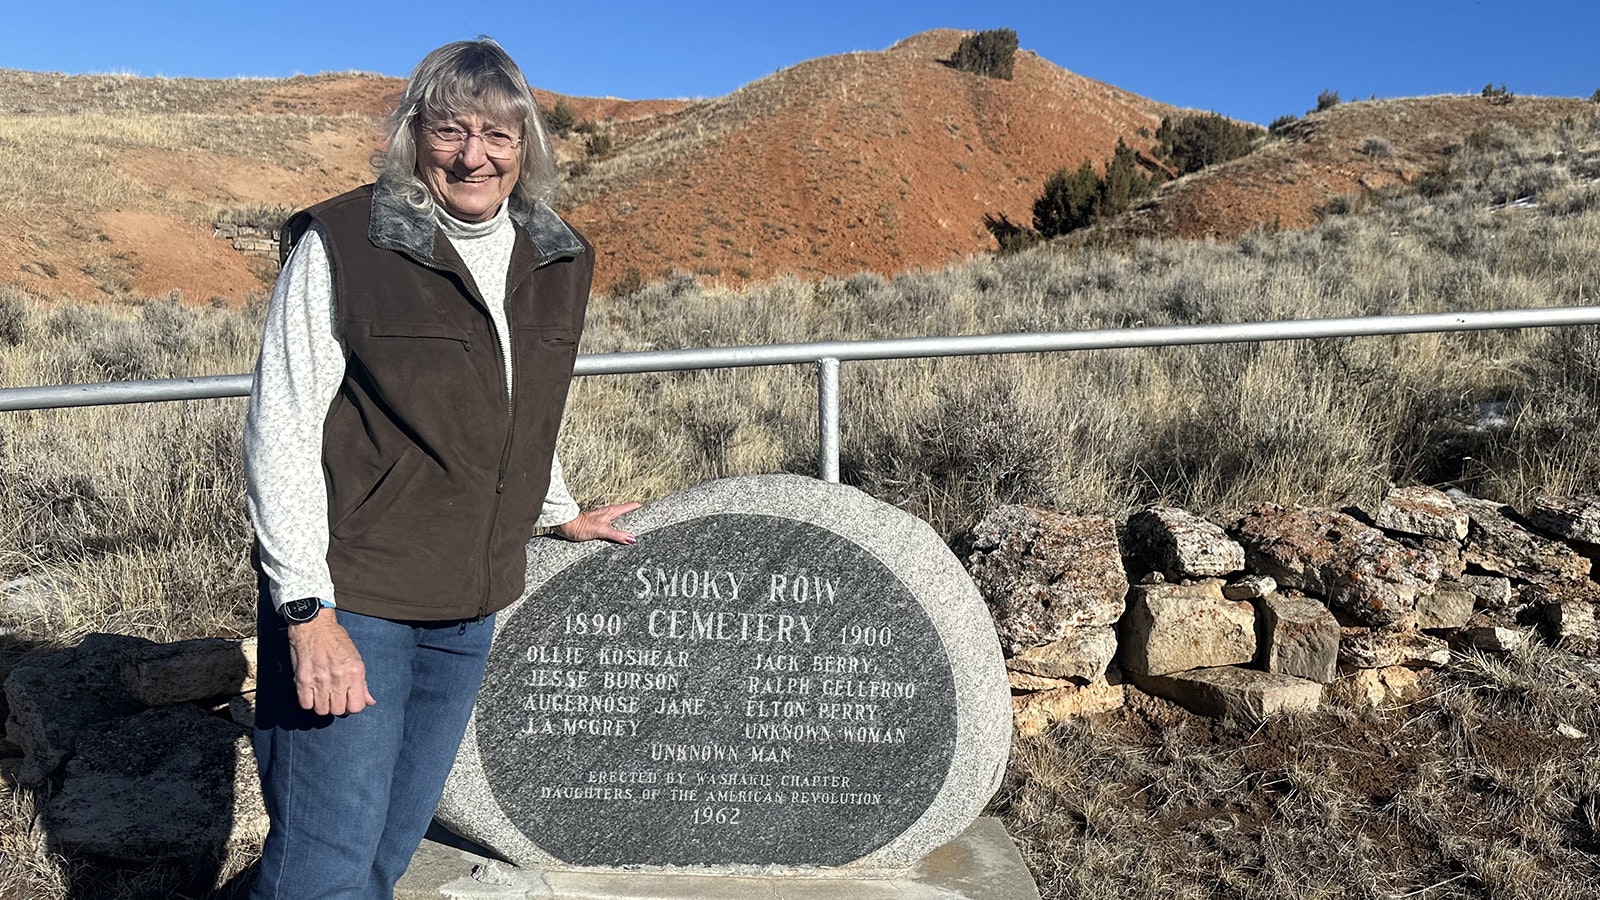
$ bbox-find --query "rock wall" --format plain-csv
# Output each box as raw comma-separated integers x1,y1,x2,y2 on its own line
966,488,1600,736
212,222,280,266
1,634,264,867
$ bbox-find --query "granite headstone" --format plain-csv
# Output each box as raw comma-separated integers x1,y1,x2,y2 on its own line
437,475,1010,874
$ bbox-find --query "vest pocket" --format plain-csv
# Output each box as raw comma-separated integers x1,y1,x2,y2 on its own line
331,444,425,535
368,320,473,350
515,323,577,343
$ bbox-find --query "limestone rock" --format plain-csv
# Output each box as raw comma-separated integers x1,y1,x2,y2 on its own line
4,633,153,787
1526,494,1600,545
1120,579,1256,677
1518,578,1600,607
1226,504,1440,627
41,704,267,862
1256,592,1339,683
1372,486,1469,542
1011,680,1126,736
1397,534,1467,580
1007,670,1073,691
1457,624,1530,653
1125,506,1244,579
1462,574,1513,610
1416,581,1476,630
1128,667,1322,720
1330,665,1429,708
1456,497,1591,584
1003,626,1118,683
119,638,253,707
1338,628,1451,669
1544,601,1600,655
1223,575,1276,601
966,507,1128,654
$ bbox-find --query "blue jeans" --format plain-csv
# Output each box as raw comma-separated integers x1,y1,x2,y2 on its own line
250,590,494,900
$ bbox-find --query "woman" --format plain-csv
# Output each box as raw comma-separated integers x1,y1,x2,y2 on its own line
243,38,635,899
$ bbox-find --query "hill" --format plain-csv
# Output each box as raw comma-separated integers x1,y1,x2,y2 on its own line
1116,93,1598,242
0,70,685,303
1,35,1597,305
559,29,1176,287
0,30,1177,302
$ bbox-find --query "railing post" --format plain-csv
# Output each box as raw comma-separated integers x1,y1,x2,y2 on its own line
816,357,840,484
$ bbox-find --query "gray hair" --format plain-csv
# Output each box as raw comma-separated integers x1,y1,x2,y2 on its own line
376,37,558,210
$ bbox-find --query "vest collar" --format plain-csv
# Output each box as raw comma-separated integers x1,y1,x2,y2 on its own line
368,177,584,267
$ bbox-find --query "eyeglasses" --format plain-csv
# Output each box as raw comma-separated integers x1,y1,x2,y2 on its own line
422,124,523,159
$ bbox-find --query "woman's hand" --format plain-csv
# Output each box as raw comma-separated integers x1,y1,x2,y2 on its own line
286,613,377,716
553,502,642,544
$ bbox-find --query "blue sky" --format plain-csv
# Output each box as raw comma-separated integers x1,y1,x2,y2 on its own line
4,1,1596,125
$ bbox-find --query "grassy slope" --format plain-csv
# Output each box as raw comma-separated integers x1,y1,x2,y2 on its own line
1,118,1599,898
1001,645,1600,899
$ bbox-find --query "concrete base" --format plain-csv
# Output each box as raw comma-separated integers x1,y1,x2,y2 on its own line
396,817,1040,900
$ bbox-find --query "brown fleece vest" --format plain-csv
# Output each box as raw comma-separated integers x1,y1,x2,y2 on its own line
280,182,592,621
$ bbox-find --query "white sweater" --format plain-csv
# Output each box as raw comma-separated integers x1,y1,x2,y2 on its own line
243,201,581,612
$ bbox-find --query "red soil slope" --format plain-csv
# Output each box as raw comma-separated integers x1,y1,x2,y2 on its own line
565,30,1174,289
1117,94,1598,242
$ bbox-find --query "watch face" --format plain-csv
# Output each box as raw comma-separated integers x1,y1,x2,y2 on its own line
281,597,322,624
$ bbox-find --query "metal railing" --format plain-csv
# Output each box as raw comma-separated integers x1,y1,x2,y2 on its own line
4,305,1600,483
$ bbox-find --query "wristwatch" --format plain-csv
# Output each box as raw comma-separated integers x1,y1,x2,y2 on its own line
279,597,334,625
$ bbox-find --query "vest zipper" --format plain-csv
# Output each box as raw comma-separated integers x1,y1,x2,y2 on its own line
441,244,574,622
428,255,514,624
486,259,576,614
481,274,521,622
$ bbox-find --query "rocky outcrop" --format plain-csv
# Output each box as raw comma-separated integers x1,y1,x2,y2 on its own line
969,491,1600,732
40,704,266,862
1119,579,1256,677
1255,591,1340,684
966,507,1128,654
3,634,262,864
1225,504,1441,628
1125,507,1244,580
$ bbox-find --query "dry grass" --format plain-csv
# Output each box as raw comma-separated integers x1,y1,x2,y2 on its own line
560,116,1600,531
2,119,1600,897
997,644,1600,899
0,112,365,216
